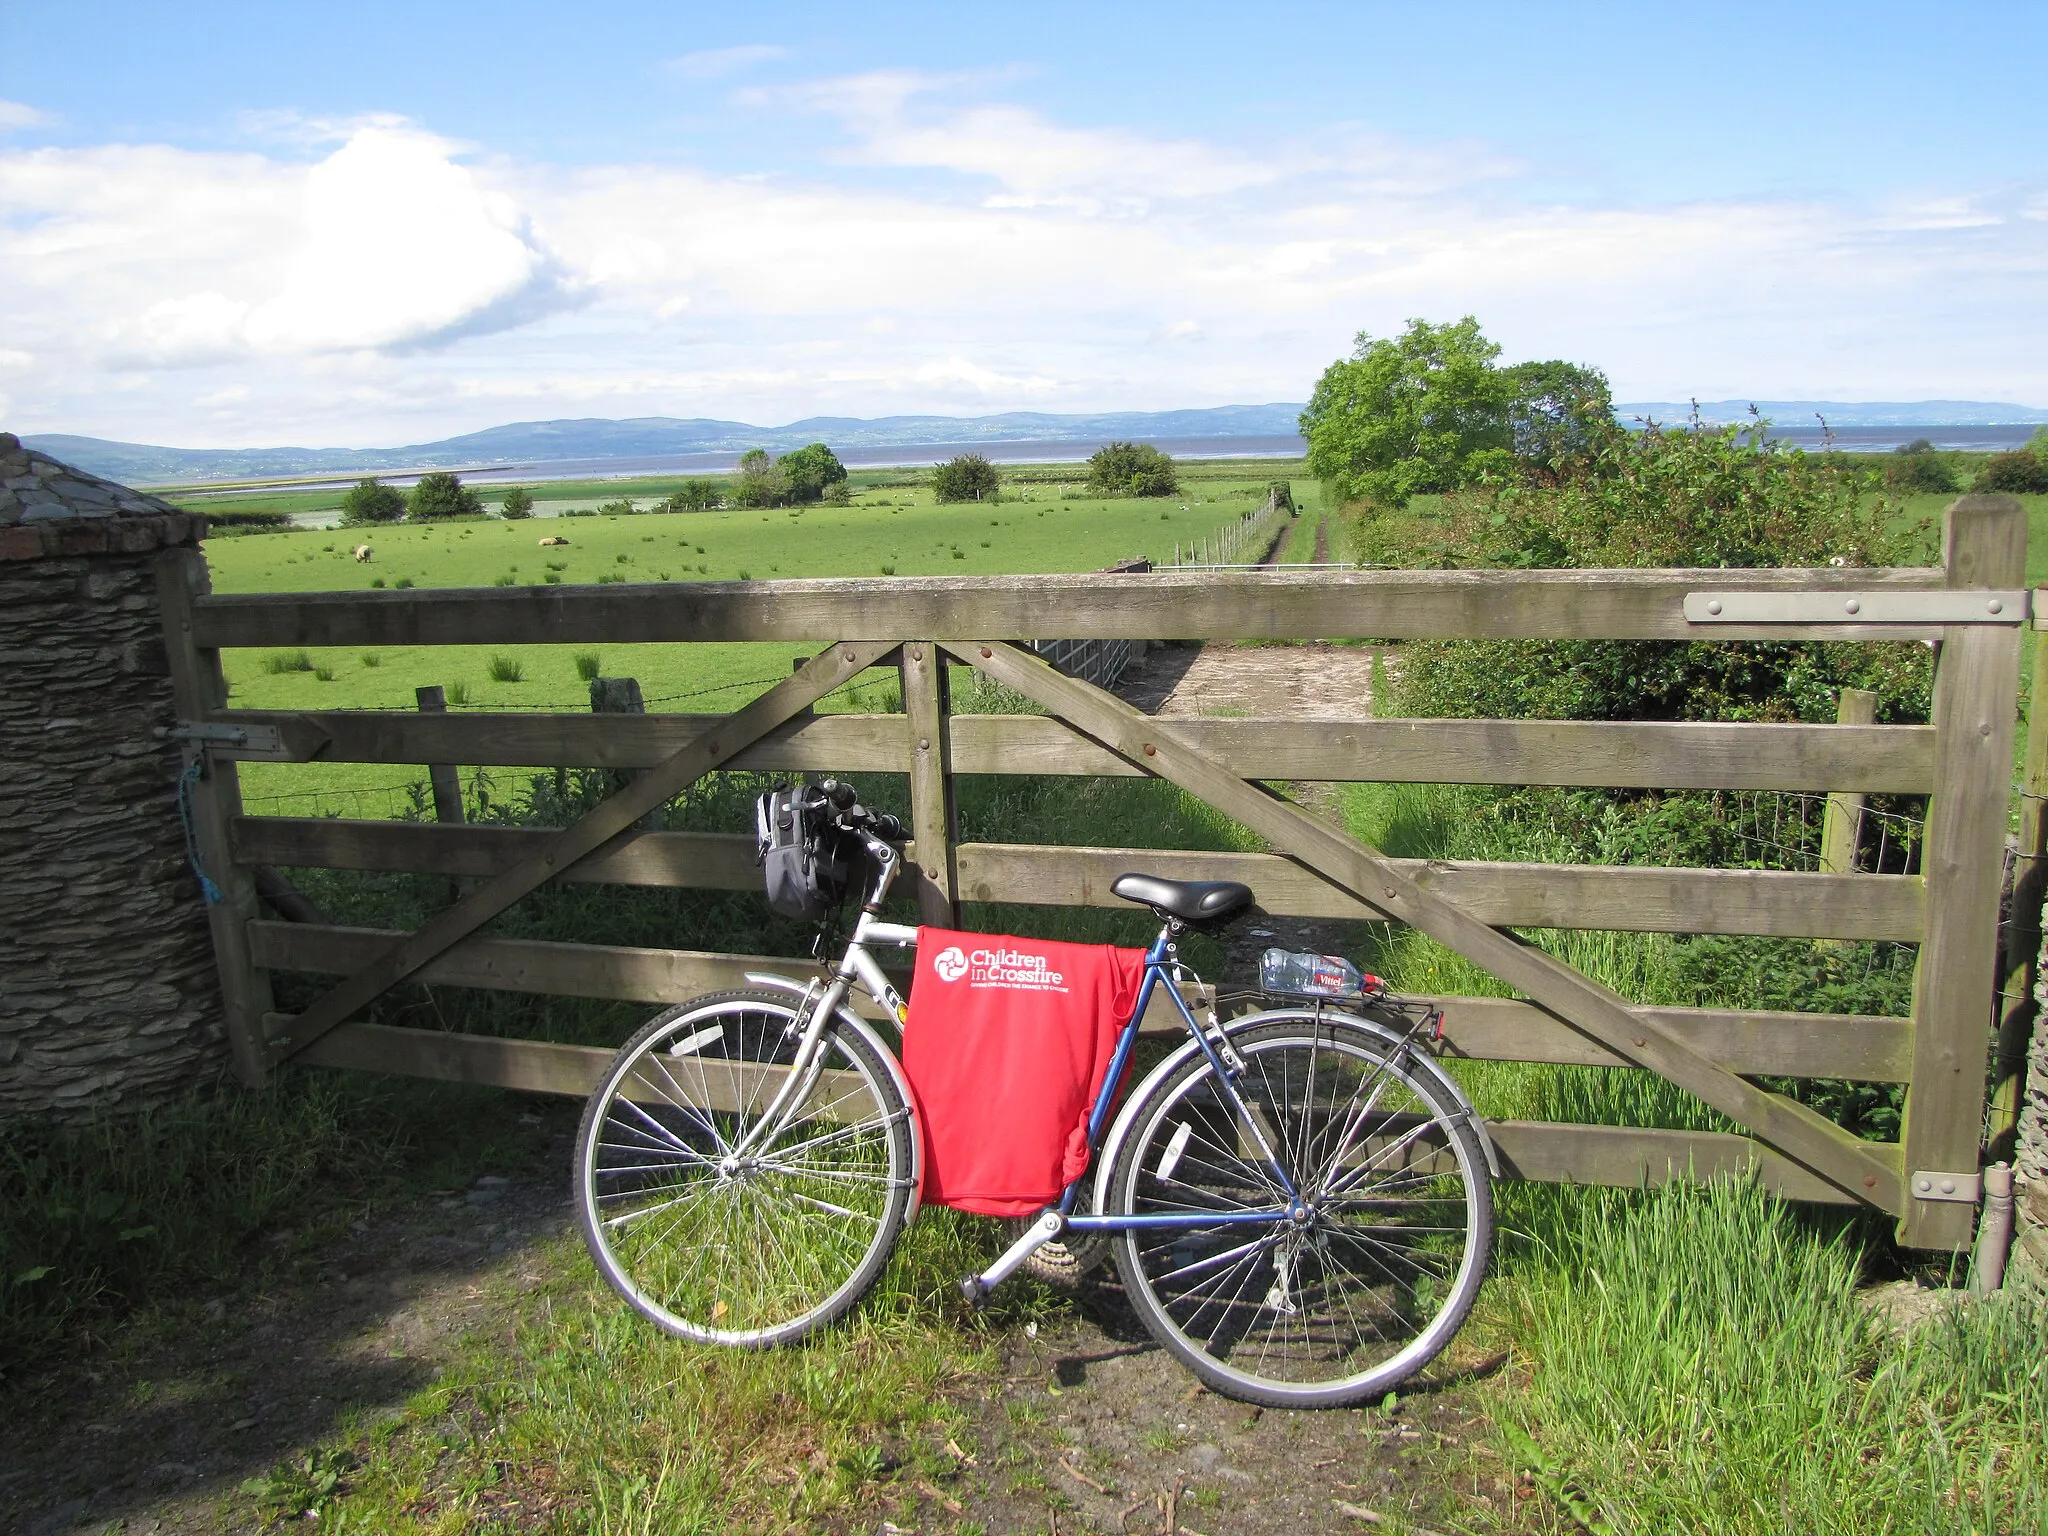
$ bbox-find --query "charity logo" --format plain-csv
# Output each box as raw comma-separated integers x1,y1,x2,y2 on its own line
933,945,970,982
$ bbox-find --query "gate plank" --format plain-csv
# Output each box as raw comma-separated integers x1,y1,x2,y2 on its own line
260,639,902,1067
190,565,1954,649
943,639,1905,1212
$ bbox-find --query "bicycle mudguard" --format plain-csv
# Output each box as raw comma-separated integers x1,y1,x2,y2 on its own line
1089,1006,1500,1218
742,970,926,1223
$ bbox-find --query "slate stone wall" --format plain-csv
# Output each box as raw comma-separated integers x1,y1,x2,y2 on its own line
0,433,226,1120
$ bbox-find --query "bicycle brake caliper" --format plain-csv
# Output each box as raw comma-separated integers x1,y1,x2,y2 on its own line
1206,1009,1248,1076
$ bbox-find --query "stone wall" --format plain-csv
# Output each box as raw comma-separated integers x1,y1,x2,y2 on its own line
2014,927,2048,1294
0,433,227,1120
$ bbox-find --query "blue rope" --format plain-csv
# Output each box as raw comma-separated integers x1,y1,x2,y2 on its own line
177,755,223,905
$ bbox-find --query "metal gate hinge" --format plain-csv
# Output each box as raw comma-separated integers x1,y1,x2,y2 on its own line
1685,591,2028,626
1909,1170,1980,1203
156,720,286,756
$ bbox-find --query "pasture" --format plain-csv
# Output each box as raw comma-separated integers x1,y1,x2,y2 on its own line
202,464,1317,815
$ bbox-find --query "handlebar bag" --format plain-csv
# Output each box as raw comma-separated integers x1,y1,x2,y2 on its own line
900,928,1145,1216
754,784,854,920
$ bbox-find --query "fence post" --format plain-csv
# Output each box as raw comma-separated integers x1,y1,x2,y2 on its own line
1989,625,2048,1160
155,546,276,1087
900,642,960,928
415,685,464,825
1900,495,2027,1249
1819,688,1877,874
591,676,654,830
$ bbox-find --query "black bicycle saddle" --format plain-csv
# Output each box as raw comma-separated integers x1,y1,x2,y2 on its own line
1111,873,1255,928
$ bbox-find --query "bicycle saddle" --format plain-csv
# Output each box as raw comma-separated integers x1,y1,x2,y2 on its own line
1111,873,1255,927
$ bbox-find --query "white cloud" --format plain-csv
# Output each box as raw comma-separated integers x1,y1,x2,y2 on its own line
664,45,787,82
1,81,2044,448
0,100,51,131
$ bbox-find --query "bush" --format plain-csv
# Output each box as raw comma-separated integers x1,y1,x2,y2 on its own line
407,472,482,521
1086,441,1178,498
1976,449,2048,494
499,486,535,519
931,453,1001,504
656,479,720,513
1884,439,1958,493
338,477,405,526
778,442,847,504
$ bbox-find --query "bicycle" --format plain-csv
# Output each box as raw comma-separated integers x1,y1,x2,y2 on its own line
574,779,1496,1408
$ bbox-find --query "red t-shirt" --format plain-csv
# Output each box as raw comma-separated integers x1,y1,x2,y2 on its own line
900,929,1147,1217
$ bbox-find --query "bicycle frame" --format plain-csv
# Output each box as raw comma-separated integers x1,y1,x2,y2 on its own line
733,825,1313,1299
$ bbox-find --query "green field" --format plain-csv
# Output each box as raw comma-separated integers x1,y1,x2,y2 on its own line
207,464,1317,813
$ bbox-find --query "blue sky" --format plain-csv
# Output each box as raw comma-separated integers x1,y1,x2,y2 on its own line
3,1,2044,445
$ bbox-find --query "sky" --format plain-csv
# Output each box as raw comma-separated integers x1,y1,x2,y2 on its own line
2,0,2045,448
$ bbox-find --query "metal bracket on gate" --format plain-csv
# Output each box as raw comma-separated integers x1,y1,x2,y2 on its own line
155,720,288,758
1908,1170,1981,1204
1684,591,2029,626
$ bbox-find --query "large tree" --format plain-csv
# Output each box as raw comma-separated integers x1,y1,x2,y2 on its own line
778,442,848,503
1502,359,1615,483
932,453,1001,503
339,476,405,526
727,449,791,509
408,471,483,521
1086,441,1179,498
1300,317,1513,509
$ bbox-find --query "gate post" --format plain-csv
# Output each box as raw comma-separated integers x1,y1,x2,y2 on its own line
1900,495,2027,1249
899,642,960,928
157,545,278,1088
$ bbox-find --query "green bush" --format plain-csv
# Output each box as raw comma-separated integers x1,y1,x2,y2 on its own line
499,486,535,519
778,442,848,504
931,453,1001,504
1884,439,1959,493
487,655,523,682
1085,441,1178,498
407,471,482,521
1976,449,2048,494
655,479,721,513
338,477,405,526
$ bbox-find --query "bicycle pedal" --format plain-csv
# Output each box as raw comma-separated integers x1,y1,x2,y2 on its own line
957,1275,994,1309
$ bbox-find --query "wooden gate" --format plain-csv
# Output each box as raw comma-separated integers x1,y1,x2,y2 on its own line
159,495,2030,1251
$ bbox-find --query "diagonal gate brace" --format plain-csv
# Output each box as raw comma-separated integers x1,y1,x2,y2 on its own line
942,639,1904,1212
264,639,903,1067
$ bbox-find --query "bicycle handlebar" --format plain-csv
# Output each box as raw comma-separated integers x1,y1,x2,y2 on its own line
818,779,907,844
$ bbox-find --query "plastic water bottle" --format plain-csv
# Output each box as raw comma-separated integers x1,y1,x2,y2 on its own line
1259,947,1375,998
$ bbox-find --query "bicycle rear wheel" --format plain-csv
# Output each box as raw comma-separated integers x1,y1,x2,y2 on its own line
575,989,914,1347
1104,1012,1492,1407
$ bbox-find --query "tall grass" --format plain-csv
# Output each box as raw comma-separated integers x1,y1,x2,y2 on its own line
1493,1176,2047,1534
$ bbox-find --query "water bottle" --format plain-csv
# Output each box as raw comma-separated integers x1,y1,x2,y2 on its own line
1260,947,1375,998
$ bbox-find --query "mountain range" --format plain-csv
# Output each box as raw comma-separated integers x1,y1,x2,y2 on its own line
20,400,2047,485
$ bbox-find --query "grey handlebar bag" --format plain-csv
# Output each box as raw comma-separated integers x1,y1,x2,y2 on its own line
754,783,856,921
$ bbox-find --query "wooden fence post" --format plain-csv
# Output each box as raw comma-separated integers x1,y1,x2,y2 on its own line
1900,495,2028,1249
900,642,960,928
1820,688,1877,874
591,676,654,830
155,546,276,1087
415,685,464,825
1989,625,2048,1160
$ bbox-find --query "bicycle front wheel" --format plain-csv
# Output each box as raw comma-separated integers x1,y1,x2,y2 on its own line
1104,1013,1492,1408
575,989,914,1347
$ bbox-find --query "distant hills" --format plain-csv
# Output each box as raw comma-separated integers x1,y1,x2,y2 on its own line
22,405,1308,484
21,399,2047,485
1614,400,2048,428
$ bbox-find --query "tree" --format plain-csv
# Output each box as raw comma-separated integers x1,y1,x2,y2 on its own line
408,471,483,521
932,453,1002,503
1300,316,1513,510
499,486,535,519
1977,450,2048,495
779,442,848,504
1884,440,1957,493
727,449,791,509
339,476,405,526
1086,441,1179,498
656,479,721,513
1502,360,1615,482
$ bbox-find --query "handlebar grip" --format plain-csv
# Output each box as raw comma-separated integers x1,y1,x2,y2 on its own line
871,813,906,842
819,778,858,810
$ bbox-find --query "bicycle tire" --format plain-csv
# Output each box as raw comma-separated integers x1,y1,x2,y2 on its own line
1103,1012,1492,1408
575,988,914,1347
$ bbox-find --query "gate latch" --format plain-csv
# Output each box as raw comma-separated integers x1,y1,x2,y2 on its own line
1909,1170,1980,1204
156,720,286,758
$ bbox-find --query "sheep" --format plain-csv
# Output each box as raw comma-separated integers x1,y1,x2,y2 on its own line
538,535,570,547
352,544,373,562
